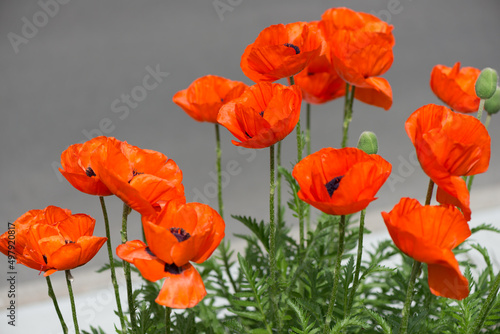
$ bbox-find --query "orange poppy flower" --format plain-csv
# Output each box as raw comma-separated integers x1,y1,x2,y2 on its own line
217,82,302,149
172,75,248,123
59,136,124,196
91,139,185,217
405,104,490,220
382,198,471,300
0,206,106,276
320,7,394,110
240,22,322,83
430,62,480,113
292,147,392,215
117,201,225,308
292,21,346,104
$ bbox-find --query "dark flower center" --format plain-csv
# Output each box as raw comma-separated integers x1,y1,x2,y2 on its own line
164,262,184,275
145,247,156,257
245,131,253,139
284,43,300,54
65,240,74,244
43,255,48,264
85,167,96,177
259,111,264,117
325,176,344,197
170,227,191,242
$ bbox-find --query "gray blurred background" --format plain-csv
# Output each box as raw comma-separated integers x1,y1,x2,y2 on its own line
1,0,499,290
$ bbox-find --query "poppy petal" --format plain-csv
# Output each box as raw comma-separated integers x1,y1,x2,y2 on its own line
156,264,207,309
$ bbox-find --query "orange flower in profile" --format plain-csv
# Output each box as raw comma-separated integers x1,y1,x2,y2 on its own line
217,82,302,149
382,198,471,300
292,147,392,215
172,75,248,123
240,22,322,83
292,21,346,104
320,7,394,110
117,201,225,308
91,139,185,217
59,136,122,196
405,104,490,220
430,62,480,113
0,206,106,276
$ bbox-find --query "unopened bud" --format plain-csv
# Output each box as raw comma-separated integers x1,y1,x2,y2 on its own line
485,86,500,115
357,131,378,154
475,67,498,99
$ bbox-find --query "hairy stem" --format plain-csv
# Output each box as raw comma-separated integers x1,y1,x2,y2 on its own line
324,215,346,333
65,270,80,334
46,276,68,334
99,196,125,331
121,203,136,329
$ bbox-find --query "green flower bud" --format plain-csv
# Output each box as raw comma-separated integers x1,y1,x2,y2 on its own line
475,67,498,99
357,131,378,154
485,86,500,115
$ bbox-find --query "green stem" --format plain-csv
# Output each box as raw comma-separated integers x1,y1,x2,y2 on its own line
477,99,485,122
121,203,136,329
290,75,305,253
269,145,279,328
470,270,500,334
165,307,171,334
46,276,68,334
98,196,125,331
277,141,282,225
305,103,311,234
341,84,356,148
215,124,224,219
324,215,346,333
346,209,366,316
485,113,492,129
399,260,422,334
65,270,80,334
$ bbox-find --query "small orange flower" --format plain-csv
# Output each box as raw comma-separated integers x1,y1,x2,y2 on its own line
217,82,302,149
430,62,480,113
292,147,392,215
117,201,225,308
91,139,185,217
320,7,394,110
0,206,106,276
240,22,322,83
405,104,490,220
382,198,471,300
173,75,248,123
292,21,346,104
59,136,123,196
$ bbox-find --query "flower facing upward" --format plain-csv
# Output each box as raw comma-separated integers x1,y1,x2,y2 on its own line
240,22,322,82
91,138,185,217
172,75,248,123
217,82,302,149
292,147,392,216
382,198,471,300
320,7,394,110
430,62,480,113
292,21,346,104
117,201,225,308
0,206,106,276
405,104,490,220
59,136,122,196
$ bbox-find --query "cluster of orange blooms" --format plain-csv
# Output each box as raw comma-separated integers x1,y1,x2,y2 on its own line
0,7,493,318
